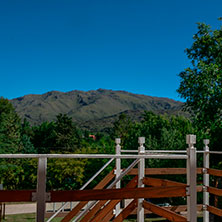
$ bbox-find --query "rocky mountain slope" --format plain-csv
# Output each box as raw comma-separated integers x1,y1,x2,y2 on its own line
11,89,184,131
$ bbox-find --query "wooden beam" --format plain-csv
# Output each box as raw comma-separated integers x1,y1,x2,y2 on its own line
143,201,187,222
50,186,186,202
207,205,222,217
81,176,138,222
143,177,186,187
101,210,114,222
0,190,34,202
90,176,138,222
0,185,186,203
61,169,115,222
80,200,108,222
208,186,222,196
130,204,203,215
128,168,203,175
143,177,202,192
208,168,222,177
113,200,137,222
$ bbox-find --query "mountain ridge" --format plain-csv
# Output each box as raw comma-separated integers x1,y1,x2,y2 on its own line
11,89,185,131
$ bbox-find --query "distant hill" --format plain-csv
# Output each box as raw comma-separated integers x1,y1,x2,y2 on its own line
11,89,185,131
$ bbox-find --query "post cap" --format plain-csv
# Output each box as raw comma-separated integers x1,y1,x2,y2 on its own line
138,137,145,144
186,135,196,145
115,138,121,144
203,139,210,145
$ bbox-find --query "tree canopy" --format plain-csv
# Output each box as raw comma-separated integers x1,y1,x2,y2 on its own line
177,21,222,131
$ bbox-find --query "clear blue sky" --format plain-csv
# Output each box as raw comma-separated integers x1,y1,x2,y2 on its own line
0,0,221,101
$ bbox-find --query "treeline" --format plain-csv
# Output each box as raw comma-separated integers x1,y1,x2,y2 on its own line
0,97,208,191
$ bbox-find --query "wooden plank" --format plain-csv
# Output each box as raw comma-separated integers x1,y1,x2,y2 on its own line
130,204,203,215
143,201,187,222
142,178,202,193
80,200,108,222
0,190,34,202
208,168,222,177
81,176,138,222
50,186,186,202
207,205,222,217
90,176,138,222
101,210,114,222
208,186,222,196
91,199,119,222
128,168,202,175
61,169,115,222
113,200,137,222
143,177,186,187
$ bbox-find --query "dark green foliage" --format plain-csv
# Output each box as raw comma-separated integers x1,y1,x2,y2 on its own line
0,97,205,192
177,20,222,167
47,156,86,190
0,97,22,153
177,21,222,131
31,121,56,153
54,114,80,152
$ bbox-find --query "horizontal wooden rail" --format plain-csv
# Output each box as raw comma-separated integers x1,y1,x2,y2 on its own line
0,190,34,202
208,168,222,177
143,177,203,192
128,168,203,175
207,205,222,217
0,186,186,202
143,177,186,187
208,186,222,196
143,201,187,222
50,186,187,201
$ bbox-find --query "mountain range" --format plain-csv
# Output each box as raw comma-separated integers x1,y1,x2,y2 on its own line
11,89,185,132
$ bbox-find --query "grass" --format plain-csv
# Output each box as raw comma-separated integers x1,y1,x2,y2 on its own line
2,214,62,222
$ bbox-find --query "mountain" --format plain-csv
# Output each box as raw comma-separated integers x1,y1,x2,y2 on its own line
11,89,185,131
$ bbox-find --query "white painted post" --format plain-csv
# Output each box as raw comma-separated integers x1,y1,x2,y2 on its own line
137,137,145,222
203,139,210,222
115,138,121,217
53,203,56,212
36,157,47,222
186,135,197,222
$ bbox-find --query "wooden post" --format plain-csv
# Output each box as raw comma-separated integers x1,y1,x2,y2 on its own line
36,157,47,222
203,139,210,222
186,135,197,222
115,138,121,217
137,137,145,222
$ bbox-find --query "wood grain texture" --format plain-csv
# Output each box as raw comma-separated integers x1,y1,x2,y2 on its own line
143,201,187,222
0,190,34,202
143,177,186,187
208,168,222,177
112,200,137,222
207,205,222,217
61,169,115,222
128,168,202,175
50,185,186,202
90,176,138,222
208,186,222,196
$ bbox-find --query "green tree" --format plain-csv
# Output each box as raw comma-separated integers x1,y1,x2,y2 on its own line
54,114,80,152
31,121,56,153
177,21,222,131
0,97,22,153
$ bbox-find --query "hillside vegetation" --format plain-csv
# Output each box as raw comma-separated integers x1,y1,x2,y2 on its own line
11,89,184,131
